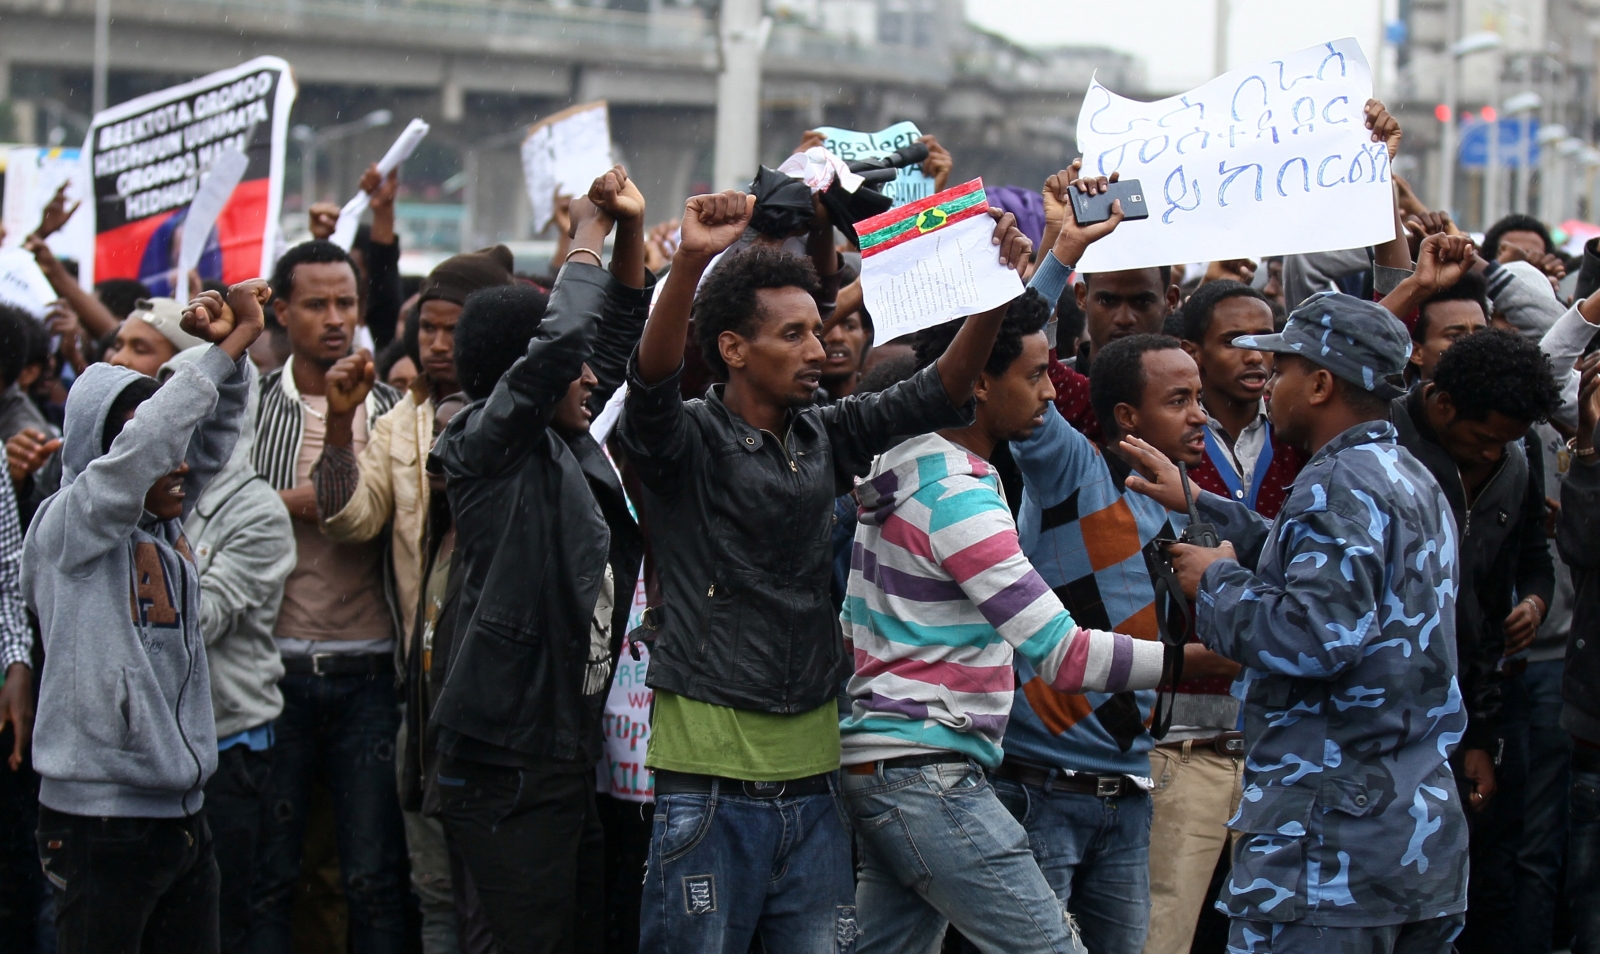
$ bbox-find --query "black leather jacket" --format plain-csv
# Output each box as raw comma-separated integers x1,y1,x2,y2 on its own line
1559,438,1600,745
428,262,648,764
1391,388,1554,751
620,358,973,713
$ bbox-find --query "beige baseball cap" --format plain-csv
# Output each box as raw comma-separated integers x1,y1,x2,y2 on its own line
128,297,208,352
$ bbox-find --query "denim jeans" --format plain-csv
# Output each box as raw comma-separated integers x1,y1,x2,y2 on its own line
1517,661,1570,953
841,760,1083,954
36,807,219,954
1571,753,1600,954
0,723,53,954
248,672,408,954
638,779,856,954
204,745,273,954
994,776,1153,954
436,753,604,954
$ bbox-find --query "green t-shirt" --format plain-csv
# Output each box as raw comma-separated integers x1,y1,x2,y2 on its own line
645,690,841,781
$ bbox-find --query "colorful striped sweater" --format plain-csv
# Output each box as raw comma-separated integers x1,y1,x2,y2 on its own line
839,433,1167,769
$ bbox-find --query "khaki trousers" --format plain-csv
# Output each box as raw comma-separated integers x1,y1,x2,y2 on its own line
1141,740,1243,954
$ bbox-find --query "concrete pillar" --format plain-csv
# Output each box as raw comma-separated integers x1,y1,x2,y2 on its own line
713,0,767,192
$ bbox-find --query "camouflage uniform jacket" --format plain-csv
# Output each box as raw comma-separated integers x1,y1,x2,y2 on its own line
1193,420,1469,927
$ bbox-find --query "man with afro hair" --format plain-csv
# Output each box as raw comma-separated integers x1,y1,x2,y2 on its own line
1389,326,1563,952
621,188,1033,953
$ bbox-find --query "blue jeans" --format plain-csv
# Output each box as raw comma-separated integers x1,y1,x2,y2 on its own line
1225,914,1464,953
638,780,856,954
1571,755,1600,954
1516,661,1570,953
248,672,408,954
841,760,1083,954
1464,660,1571,953
993,776,1152,954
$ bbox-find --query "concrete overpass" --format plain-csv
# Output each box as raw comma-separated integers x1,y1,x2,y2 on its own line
0,0,1130,247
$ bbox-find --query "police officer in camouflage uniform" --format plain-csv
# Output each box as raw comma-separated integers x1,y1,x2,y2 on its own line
1121,292,1469,954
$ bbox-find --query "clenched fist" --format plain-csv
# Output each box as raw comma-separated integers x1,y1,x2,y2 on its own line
183,279,271,361
326,350,376,418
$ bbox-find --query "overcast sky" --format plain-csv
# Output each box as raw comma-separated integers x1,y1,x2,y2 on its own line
964,0,1388,95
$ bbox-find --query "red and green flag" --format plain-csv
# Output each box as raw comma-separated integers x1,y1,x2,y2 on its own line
857,178,990,259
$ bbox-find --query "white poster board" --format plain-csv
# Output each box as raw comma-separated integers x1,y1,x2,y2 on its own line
521,102,613,233
857,178,1023,341
0,247,57,317
2,147,93,263
1073,37,1394,273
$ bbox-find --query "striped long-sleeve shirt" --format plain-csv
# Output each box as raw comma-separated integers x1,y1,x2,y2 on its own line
839,432,1166,768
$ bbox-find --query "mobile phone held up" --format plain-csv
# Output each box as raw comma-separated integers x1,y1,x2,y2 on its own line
1069,179,1149,225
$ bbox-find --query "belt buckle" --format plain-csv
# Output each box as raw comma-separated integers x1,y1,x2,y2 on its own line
310,654,334,676
743,780,787,799
1220,736,1245,756
1095,776,1121,798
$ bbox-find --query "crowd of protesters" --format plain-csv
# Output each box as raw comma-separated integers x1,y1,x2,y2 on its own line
0,91,1599,954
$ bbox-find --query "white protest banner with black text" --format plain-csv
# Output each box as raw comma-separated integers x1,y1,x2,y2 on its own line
1074,38,1393,273
81,56,297,293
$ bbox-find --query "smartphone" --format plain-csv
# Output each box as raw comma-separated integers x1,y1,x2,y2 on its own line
1070,179,1149,224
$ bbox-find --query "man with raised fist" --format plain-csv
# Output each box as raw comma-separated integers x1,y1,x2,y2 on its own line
21,279,267,952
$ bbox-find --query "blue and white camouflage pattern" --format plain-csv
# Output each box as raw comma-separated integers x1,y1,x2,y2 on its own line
1193,419,1469,928
1234,290,1413,400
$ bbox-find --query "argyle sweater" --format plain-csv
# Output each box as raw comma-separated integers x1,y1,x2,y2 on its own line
1006,404,1181,777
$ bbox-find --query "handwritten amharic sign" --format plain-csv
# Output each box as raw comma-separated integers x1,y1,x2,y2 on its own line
1074,38,1395,274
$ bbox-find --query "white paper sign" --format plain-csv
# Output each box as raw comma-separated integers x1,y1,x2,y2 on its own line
857,179,1023,340
2,147,93,263
0,247,57,317
522,102,613,232
1074,37,1394,273
815,121,936,208
175,147,250,303
331,118,430,251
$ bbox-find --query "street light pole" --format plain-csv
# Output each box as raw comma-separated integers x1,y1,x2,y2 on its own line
1439,0,1460,215
92,0,110,115
290,109,393,209
713,0,768,192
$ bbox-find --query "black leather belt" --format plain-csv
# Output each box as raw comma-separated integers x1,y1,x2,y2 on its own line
653,768,832,799
1157,731,1245,758
846,752,970,776
996,759,1137,798
281,653,393,677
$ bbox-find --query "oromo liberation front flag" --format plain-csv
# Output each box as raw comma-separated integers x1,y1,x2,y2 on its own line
81,57,297,293
858,178,1024,340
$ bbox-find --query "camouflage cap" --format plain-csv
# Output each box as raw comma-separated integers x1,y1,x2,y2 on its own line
1232,290,1411,400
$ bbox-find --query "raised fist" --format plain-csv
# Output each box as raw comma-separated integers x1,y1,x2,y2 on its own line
326,350,375,417
590,165,646,222
183,278,271,345
678,192,755,260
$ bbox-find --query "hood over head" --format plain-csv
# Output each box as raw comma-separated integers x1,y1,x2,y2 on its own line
59,361,152,488
855,433,991,529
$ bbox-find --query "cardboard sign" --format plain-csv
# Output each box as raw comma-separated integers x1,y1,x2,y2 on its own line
522,102,612,232
814,121,936,208
80,56,297,292
858,178,1023,340
1074,37,1393,273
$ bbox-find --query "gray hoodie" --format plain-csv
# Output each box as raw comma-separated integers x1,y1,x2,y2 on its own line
162,351,293,741
22,347,249,818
